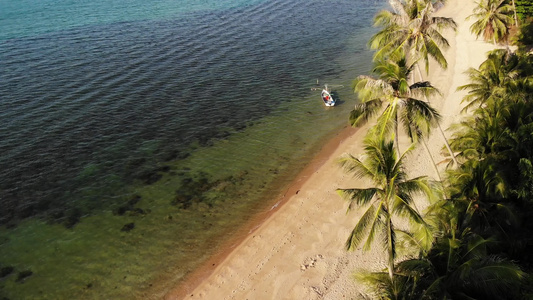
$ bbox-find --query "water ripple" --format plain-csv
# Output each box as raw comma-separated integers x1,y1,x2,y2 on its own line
0,0,381,223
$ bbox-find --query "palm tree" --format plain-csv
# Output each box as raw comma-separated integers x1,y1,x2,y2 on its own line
449,108,511,163
351,55,445,178
369,0,457,75
448,160,516,229
381,185,525,299
337,136,436,286
458,49,531,112
367,0,458,166
356,235,525,299
352,55,442,142
511,0,519,27
354,270,413,300
468,0,514,44
396,230,526,299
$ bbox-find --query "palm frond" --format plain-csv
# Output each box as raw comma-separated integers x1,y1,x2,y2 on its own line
350,99,383,128
373,102,398,141
344,203,380,251
336,187,380,211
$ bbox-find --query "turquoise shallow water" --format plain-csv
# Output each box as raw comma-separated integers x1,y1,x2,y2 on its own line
0,0,266,40
0,0,384,298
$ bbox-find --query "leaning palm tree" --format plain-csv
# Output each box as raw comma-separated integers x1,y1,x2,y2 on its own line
367,0,458,166
337,136,436,287
468,0,514,44
369,0,457,75
351,55,446,177
352,55,440,144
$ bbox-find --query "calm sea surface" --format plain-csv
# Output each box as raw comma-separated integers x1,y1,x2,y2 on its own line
0,0,383,298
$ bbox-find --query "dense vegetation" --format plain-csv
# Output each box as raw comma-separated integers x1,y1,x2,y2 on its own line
516,0,533,19
339,0,533,298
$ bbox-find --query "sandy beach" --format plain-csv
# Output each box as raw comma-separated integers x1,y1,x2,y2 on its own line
164,0,498,298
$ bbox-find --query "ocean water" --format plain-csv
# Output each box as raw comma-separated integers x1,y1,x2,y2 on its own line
0,0,384,298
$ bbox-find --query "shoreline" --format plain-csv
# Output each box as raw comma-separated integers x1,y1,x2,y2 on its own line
163,124,360,299
163,0,500,298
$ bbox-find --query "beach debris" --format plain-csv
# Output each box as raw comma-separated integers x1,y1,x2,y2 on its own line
270,201,281,211
121,222,135,232
15,270,33,282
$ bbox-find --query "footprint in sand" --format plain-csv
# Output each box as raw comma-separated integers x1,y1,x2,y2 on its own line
300,254,324,271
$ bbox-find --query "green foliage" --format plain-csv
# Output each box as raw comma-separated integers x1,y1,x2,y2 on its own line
514,18,533,51
516,0,533,19
355,270,415,300
352,55,441,144
468,0,514,44
347,1,533,298
457,49,524,112
441,48,533,297
337,136,437,286
369,0,457,73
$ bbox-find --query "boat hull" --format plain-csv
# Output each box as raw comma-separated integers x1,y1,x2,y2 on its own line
321,89,335,106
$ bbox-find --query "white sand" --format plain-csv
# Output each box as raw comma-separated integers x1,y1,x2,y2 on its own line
164,0,498,298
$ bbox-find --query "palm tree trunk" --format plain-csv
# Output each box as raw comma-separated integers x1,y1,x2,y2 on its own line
436,123,458,167
416,64,459,167
422,138,442,181
395,119,401,155
512,0,518,27
387,216,395,282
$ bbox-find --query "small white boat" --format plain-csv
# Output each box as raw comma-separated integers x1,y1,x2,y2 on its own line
312,81,343,107
321,85,335,107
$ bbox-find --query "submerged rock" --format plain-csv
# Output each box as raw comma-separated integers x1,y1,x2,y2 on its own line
114,206,128,216
64,208,82,229
0,266,14,278
154,166,171,173
130,208,146,216
113,195,142,216
121,222,135,232
128,195,141,205
171,173,213,209
138,171,162,185
15,270,32,282
136,165,172,185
